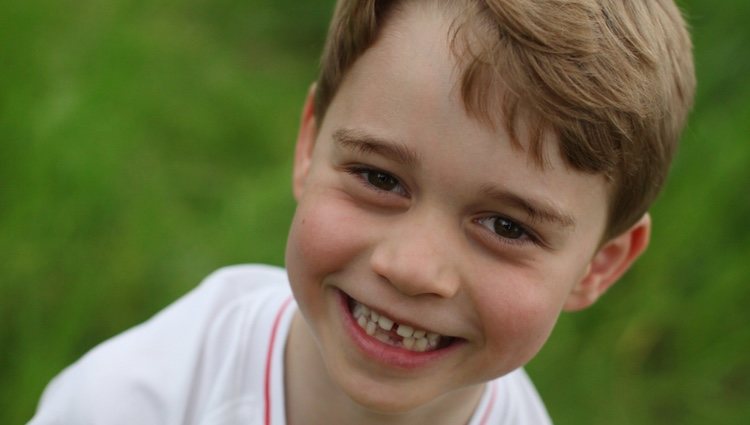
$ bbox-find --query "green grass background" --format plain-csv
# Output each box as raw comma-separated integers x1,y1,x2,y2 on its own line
1,0,748,423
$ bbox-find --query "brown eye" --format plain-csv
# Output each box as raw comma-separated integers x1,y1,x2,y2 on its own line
367,171,399,191
493,217,524,239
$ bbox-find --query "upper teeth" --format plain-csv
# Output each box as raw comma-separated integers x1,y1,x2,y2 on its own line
352,300,443,352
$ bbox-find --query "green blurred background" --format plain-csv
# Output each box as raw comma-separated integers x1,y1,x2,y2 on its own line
1,0,748,423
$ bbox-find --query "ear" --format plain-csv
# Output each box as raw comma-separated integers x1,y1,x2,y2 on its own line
292,83,318,200
564,213,651,311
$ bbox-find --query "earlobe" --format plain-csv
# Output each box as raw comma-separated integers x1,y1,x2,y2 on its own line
564,214,651,311
292,83,318,200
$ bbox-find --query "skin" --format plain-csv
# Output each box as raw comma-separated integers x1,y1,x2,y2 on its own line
283,2,651,424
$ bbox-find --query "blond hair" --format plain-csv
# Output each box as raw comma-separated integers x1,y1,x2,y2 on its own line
314,0,695,239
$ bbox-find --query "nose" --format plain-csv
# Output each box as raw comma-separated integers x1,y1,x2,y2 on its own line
369,210,461,298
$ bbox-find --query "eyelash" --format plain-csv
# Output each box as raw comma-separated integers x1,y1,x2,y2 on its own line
344,165,542,248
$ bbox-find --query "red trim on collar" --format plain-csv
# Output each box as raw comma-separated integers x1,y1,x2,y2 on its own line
264,296,293,425
479,381,498,425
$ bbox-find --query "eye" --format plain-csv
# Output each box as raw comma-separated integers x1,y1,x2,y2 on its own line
346,166,409,196
476,215,537,246
492,217,525,239
367,170,399,191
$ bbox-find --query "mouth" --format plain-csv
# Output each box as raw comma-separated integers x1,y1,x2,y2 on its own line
346,295,456,353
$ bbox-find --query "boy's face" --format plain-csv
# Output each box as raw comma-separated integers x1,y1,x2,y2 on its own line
285,2,645,415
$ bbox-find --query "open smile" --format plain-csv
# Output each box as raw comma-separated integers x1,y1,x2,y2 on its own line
337,290,462,368
348,297,454,352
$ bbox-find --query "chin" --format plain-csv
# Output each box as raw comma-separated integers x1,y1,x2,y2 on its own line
326,359,453,416
340,377,431,415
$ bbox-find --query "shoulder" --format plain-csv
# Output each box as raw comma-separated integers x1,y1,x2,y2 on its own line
29,264,293,425
144,264,292,335
198,263,291,301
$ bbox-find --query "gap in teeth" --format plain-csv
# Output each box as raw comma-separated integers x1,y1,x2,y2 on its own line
351,299,442,352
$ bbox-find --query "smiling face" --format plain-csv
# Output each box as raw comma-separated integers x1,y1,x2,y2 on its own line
285,1,648,418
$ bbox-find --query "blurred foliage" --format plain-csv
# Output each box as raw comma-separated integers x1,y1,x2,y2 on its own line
1,0,748,424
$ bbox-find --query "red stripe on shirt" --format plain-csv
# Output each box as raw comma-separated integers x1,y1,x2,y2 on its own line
264,296,293,425
479,381,498,425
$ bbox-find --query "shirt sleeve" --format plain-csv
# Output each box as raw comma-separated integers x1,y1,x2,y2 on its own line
27,359,168,425
27,264,289,425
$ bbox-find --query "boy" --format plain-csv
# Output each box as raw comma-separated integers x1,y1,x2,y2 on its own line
30,0,694,423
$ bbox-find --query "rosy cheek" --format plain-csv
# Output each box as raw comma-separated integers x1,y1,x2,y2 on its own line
476,276,563,365
287,196,370,281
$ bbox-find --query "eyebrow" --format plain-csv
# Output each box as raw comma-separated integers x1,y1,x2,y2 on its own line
480,184,577,229
332,128,419,167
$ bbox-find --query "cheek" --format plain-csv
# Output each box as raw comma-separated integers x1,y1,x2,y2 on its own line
474,272,569,367
285,194,369,292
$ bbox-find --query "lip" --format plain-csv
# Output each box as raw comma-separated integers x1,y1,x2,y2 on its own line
336,289,463,369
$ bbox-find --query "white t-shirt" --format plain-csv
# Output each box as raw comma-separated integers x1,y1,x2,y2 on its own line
29,265,552,424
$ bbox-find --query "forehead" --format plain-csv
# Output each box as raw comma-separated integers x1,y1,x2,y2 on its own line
333,1,556,160
323,2,537,166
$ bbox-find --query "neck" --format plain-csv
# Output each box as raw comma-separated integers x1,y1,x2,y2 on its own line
284,311,484,425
